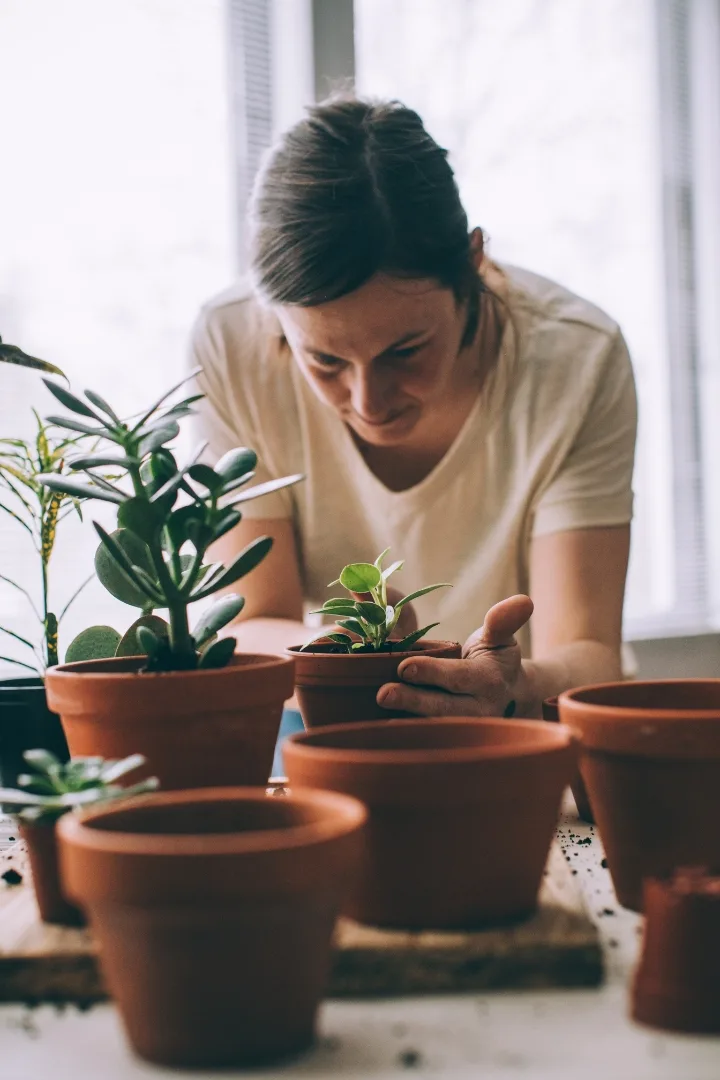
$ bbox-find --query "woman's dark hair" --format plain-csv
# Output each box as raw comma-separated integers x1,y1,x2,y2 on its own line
250,97,482,343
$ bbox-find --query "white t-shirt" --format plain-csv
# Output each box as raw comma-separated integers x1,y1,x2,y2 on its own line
189,264,637,654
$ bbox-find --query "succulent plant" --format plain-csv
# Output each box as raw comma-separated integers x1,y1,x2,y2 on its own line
304,549,450,653
37,372,303,672
0,749,158,823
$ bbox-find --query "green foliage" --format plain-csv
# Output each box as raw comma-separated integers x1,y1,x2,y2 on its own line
304,549,451,653
0,336,66,380
0,749,159,823
39,372,303,672
64,625,122,664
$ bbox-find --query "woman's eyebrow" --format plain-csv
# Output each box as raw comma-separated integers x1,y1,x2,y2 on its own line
307,330,428,364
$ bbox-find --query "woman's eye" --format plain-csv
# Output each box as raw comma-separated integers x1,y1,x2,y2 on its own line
388,345,421,361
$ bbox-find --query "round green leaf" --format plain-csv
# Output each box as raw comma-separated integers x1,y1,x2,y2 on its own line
118,497,166,544
339,563,381,593
215,447,257,481
187,463,223,492
116,615,169,658
65,626,121,663
95,529,155,607
198,636,237,669
354,601,387,626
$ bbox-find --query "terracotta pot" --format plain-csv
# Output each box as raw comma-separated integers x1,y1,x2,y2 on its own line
542,697,594,823
0,677,68,809
57,787,366,1068
287,640,461,728
284,717,575,929
19,819,84,926
559,679,720,911
632,868,720,1034
45,654,294,790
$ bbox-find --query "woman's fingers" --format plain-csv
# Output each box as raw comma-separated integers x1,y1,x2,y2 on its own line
377,682,479,716
464,594,534,654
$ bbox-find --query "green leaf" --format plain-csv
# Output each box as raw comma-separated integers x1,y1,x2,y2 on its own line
327,633,353,648
38,472,122,504
44,415,107,438
374,548,391,569
211,509,242,542
65,625,122,663
354,601,387,626
336,618,368,638
309,600,358,617
198,636,236,669
191,535,273,599
150,443,207,504
382,560,404,581
224,473,304,506
58,574,94,622
118,497,166,544
138,422,180,458
116,615,169,657
167,504,207,549
42,380,99,418
339,563,382,593
0,339,66,379
69,453,135,471
140,449,177,494
98,754,146,783
94,524,162,604
215,447,257,481
395,583,452,609
0,655,40,673
24,749,62,772
130,368,202,433
95,529,156,607
187,463,223,492
136,624,161,657
393,623,440,650
84,390,121,424
192,595,244,647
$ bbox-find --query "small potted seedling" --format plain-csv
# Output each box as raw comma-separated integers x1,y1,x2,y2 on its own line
38,373,302,788
0,748,158,924
289,550,460,728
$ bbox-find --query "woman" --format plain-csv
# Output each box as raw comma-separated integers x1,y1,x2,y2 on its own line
190,97,637,722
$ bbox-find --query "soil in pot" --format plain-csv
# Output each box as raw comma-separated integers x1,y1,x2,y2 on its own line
57,787,366,1068
284,716,575,929
559,679,720,911
0,678,68,805
45,654,295,790
542,697,594,823
287,640,461,728
632,867,720,1034
20,819,84,926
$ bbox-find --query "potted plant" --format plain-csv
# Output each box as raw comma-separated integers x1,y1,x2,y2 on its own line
38,374,302,788
558,679,720,911
284,716,575,928
289,551,461,728
57,786,366,1067
0,748,158,925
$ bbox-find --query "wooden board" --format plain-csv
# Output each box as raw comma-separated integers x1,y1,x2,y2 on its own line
0,841,601,1004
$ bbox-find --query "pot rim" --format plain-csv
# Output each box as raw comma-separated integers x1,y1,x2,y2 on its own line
286,639,460,661
56,786,366,858
46,653,293,682
284,716,573,766
559,679,720,721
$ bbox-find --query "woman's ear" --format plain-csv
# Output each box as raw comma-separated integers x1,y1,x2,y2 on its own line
470,227,485,268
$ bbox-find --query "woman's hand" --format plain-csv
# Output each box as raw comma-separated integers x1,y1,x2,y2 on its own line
376,595,535,717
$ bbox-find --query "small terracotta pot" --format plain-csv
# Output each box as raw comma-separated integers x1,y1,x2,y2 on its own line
20,819,84,926
632,868,720,1034
45,654,294,790
559,680,720,911
287,640,461,728
58,787,366,1068
284,717,575,929
542,697,594,822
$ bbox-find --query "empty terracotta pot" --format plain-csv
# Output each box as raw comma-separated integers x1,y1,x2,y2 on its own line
20,819,84,926
632,867,720,1034
284,717,575,929
542,697,594,823
287,641,461,728
45,654,294,790
559,680,720,911
57,787,366,1068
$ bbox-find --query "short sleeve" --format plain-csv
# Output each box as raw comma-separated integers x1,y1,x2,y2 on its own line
532,330,638,537
188,303,294,520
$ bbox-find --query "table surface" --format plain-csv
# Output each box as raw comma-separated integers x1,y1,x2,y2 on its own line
1,804,720,1080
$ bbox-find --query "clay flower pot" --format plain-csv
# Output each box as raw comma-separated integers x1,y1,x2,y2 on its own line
632,868,720,1034
287,640,461,728
57,787,366,1068
19,819,84,926
542,697,594,822
284,717,575,929
0,677,68,805
559,679,720,911
45,654,294,790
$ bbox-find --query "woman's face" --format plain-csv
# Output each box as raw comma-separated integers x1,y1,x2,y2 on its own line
275,274,470,447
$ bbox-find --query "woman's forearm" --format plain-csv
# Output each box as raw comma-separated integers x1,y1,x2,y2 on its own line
519,640,624,717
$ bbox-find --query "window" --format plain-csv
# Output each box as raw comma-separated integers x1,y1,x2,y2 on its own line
356,0,720,638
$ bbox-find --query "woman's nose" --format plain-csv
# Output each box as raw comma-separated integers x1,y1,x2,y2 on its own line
350,367,393,421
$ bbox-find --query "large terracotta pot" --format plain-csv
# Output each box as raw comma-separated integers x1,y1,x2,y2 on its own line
58,787,366,1068
559,679,720,911
632,868,720,1034
0,677,68,807
542,697,594,822
45,654,294,790
287,640,461,728
20,818,84,926
284,717,575,929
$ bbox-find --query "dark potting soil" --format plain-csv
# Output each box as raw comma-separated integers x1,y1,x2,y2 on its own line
2,868,22,885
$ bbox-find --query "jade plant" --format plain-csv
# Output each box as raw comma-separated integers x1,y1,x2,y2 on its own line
0,749,158,823
37,373,303,671
304,549,450,653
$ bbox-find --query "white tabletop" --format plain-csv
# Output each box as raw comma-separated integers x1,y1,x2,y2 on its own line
2,806,720,1080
